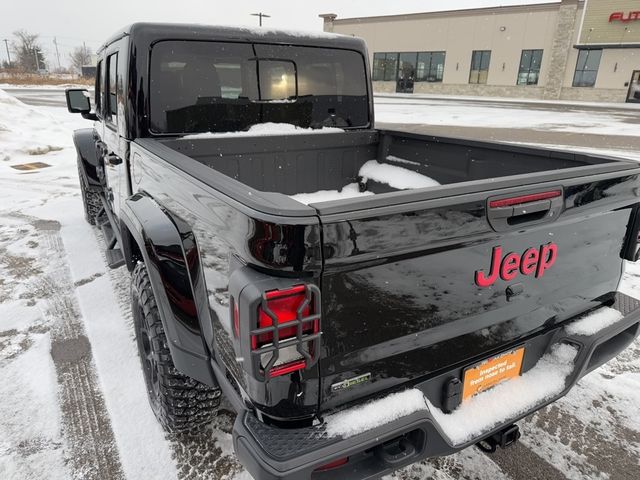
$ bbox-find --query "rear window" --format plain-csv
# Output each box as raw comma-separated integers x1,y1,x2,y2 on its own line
149,40,369,134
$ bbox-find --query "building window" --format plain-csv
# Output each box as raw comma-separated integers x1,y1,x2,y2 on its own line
372,53,398,81
469,50,491,84
573,49,602,87
517,49,543,85
417,52,446,82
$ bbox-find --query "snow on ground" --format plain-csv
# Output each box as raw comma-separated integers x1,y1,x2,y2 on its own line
375,96,640,137
2,88,640,480
0,90,179,480
376,92,640,111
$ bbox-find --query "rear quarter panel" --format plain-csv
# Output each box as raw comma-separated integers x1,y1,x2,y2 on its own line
129,142,324,417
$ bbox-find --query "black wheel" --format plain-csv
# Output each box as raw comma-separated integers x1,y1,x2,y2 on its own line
77,161,101,226
131,262,221,432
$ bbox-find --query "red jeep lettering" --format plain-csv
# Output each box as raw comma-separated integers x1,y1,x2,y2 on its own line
475,243,558,287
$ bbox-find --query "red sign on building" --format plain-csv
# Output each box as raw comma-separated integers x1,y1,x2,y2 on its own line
609,11,640,23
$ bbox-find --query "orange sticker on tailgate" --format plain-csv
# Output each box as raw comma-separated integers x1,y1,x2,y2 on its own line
463,347,525,401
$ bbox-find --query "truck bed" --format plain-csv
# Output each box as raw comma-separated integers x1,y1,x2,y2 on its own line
155,129,635,215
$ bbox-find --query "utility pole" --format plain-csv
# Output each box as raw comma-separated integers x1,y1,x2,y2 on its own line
33,48,40,71
251,12,271,27
53,37,61,69
83,41,89,66
2,39,10,67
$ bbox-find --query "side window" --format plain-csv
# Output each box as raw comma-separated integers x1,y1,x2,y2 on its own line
95,60,102,115
106,53,118,124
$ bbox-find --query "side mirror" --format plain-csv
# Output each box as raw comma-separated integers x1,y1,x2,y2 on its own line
66,88,98,120
66,88,91,114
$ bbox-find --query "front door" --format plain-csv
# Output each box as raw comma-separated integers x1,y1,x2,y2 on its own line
627,70,640,104
396,53,416,93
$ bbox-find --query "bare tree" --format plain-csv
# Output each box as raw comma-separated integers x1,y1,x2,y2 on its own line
69,45,92,73
11,30,46,72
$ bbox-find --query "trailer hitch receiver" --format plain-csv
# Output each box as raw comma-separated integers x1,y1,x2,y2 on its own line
476,424,521,453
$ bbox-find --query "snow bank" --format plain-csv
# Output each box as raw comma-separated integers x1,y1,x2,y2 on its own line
359,160,440,190
565,306,623,336
183,122,343,139
429,343,578,445
0,88,72,161
325,389,427,438
324,343,578,444
290,182,373,205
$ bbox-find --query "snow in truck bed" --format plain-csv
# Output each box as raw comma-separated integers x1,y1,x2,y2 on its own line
290,157,441,205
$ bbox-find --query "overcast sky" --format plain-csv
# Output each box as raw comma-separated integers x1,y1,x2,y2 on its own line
0,0,558,68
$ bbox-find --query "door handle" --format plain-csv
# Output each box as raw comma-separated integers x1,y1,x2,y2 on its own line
106,153,123,166
487,189,563,231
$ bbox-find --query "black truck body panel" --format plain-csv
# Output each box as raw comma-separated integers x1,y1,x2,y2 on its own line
69,22,640,480
132,132,640,418
233,293,640,479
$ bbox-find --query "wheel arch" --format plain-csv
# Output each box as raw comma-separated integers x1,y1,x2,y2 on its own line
73,128,101,187
120,192,218,388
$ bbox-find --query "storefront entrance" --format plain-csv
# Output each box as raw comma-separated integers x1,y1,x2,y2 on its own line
627,70,640,103
396,53,416,93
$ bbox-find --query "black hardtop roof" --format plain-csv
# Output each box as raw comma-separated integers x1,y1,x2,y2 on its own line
99,22,366,53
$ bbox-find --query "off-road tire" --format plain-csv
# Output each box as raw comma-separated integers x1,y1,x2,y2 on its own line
78,161,101,226
131,262,221,432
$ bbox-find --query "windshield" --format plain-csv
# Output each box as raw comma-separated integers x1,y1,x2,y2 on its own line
149,40,369,134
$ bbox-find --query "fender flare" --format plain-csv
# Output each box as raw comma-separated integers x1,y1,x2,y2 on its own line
73,128,101,187
120,192,218,387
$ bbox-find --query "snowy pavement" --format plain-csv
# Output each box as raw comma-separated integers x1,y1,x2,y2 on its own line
375,93,640,159
1,89,639,480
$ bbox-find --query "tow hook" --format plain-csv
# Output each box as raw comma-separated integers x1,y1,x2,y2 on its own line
476,424,521,453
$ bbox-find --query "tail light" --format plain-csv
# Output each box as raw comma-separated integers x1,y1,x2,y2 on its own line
250,284,321,378
488,190,562,208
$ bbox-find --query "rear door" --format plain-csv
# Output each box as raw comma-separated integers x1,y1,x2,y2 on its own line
316,175,637,411
102,47,127,216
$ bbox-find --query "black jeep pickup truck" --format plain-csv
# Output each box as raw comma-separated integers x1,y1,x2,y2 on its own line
65,22,640,480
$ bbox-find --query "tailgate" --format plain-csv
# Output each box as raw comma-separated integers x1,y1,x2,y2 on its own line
316,173,639,411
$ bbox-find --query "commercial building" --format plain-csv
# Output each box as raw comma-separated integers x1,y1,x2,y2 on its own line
320,0,640,103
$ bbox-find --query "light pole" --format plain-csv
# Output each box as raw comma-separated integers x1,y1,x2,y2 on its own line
251,12,270,27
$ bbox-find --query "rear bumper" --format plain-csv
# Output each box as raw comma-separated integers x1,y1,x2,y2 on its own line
232,292,640,480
